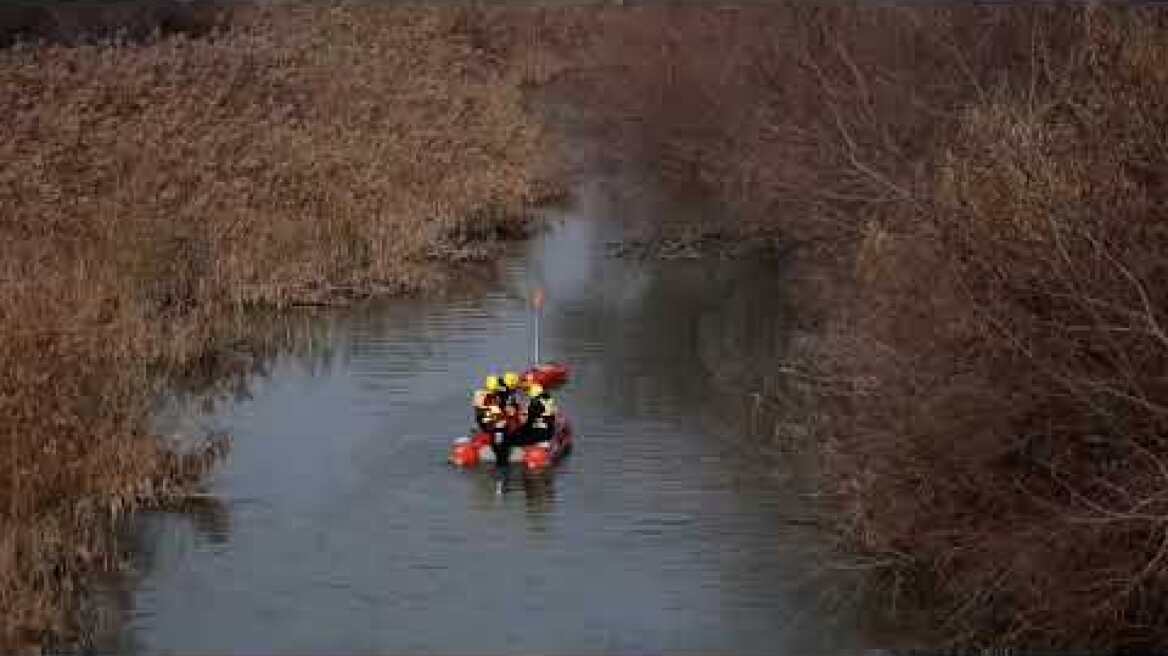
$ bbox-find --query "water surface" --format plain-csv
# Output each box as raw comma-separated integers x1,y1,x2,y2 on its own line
98,182,862,654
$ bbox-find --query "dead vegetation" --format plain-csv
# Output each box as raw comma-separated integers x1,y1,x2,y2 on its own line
8,2,1168,648
519,4,1168,648
0,4,552,647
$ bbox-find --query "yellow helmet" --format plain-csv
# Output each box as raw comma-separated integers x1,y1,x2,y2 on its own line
484,375,500,392
528,383,544,397
503,371,520,388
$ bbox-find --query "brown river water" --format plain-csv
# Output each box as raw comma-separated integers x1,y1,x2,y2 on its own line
89,181,877,654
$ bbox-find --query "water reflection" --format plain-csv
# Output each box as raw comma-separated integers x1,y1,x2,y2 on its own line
170,494,233,546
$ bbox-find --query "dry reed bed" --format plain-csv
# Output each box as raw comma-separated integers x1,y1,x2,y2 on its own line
0,5,550,647
524,5,1168,648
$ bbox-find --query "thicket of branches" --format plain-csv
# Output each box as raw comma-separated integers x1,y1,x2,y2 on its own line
523,5,1168,647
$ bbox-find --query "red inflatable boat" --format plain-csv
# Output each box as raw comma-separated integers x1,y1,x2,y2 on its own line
449,416,573,470
522,362,570,390
449,362,573,471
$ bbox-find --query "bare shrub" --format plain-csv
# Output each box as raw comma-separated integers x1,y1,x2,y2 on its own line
530,4,1168,647
823,10,1168,645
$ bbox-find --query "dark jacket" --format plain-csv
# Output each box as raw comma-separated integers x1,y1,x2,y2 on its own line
497,385,519,411
525,394,555,430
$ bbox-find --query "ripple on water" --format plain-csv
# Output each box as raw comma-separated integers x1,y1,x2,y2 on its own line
105,204,860,654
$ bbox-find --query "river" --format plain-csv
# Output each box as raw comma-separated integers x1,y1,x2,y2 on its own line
91,180,868,654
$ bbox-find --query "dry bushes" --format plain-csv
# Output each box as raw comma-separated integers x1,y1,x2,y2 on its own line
1,5,549,646
828,11,1168,644
538,5,1168,647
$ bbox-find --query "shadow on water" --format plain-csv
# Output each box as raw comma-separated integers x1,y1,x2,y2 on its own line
88,178,876,655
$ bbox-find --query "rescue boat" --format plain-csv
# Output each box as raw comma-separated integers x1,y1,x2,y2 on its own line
449,362,573,471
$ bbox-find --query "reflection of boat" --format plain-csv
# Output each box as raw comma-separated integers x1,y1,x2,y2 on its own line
449,363,574,471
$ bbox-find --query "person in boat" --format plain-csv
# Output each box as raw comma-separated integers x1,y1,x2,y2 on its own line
521,383,557,446
473,375,502,433
489,371,530,464
488,402,513,465
499,371,522,419
490,384,551,464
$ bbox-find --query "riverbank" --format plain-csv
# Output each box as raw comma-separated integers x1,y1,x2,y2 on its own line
0,5,558,647
516,5,1168,648
86,186,845,655
10,4,1168,649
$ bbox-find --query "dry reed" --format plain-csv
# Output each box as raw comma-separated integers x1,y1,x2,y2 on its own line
1,4,552,647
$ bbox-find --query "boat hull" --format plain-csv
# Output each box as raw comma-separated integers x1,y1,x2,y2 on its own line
449,416,573,471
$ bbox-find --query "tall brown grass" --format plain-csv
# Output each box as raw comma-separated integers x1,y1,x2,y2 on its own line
524,5,1168,648
0,4,552,647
